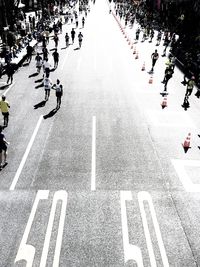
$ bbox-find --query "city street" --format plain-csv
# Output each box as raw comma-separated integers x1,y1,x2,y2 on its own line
1,0,200,266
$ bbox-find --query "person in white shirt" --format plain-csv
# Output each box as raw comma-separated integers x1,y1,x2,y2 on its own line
52,79,63,109
43,74,52,101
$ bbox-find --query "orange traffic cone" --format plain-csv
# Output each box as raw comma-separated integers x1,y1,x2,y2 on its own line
135,51,139,59
133,47,136,54
141,62,145,71
182,133,191,153
149,74,153,84
161,96,167,109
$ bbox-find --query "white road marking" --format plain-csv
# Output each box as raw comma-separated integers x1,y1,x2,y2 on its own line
61,49,70,70
40,190,68,267
138,191,169,267
171,159,200,192
9,115,43,191
15,190,49,265
120,191,144,266
76,57,82,71
91,116,96,191
146,110,197,128
1,82,15,96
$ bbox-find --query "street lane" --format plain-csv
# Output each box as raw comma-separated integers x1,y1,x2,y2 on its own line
1,0,200,266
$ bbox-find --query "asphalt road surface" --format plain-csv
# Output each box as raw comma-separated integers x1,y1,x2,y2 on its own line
1,0,200,266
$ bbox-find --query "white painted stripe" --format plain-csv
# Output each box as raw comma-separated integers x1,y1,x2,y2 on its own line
171,159,200,192
91,116,96,191
120,191,144,266
61,49,70,70
1,82,15,96
9,115,43,191
138,191,169,267
15,190,49,265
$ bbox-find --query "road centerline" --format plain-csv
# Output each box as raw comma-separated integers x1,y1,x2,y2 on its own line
91,115,96,191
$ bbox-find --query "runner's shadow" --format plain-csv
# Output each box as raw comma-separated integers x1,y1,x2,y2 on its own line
35,78,43,83
0,84,9,90
50,48,56,51
74,47,80,50
35,83,43,89
43,108,58,119
34,100,46,109
29,72,39,78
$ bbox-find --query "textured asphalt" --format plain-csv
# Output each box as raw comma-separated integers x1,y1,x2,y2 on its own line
0,0,200,266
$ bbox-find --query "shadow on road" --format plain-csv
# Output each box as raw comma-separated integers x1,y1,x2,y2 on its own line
0,84,9,90
29,72,39,78
74,47,80,51
43,108,58,119
34,100,46,109
35,83,43,89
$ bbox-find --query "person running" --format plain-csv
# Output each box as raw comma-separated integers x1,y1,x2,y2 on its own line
35,53,43,73
6,63,15,84
0,125,9,170
43,58,51,76
52,79,63,109
26,43,33,63
78,32,83,48
161,65,174,92
52,49,59,69
0,95,10,127
150,49,159,72
71,28,76,44
42,46,49,61
185,76,195,97
65,32,69,47
53,34,59,48
156,30,162,46
82,17,85,28
43,74,52,101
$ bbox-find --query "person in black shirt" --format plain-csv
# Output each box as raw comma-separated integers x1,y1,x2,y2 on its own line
26,43,33,63
52,49,59,68
150,49,159,72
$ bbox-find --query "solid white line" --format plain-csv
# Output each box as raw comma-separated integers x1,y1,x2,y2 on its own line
61,49,69,70
9,115,43,191
91,116,96,191
1,82,15,96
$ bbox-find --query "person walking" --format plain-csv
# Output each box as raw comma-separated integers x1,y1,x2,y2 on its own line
26,43,33,64
71,28,76,44
185,76,195,97
150,49,159,73
52,49,59,69
53,34,59,48
6,63,15,84
0,95,10,127
43,74,52,101
0,125,9,170
78,32,83,48
52,79,63,109
35,53,43,73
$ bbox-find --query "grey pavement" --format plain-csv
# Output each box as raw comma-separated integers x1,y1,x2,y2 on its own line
0,0,200,266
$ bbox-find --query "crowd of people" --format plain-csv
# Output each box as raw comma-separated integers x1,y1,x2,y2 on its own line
0,0,93,170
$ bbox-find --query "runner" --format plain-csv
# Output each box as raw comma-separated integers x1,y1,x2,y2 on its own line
65,32,69,47
71,28,76,44
52,79,63,109
43,74,52,101
52,49,59,69
35,52,43,73
150,49,159,73
0,125,9,170
78,32,83,48
0,95,10,127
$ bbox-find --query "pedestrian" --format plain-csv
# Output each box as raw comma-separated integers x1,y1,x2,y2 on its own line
43,74,52,101
65,32,69,47
43,58,51,76
149,29,154,42
53,34,59,48
52,49,59,68
82,17,85,28
42,45,49,61
156,30,162,46
162,34,170,57
78,32,83,48
150,49,159,72
71,28,76,44
26,42,33,63
58,20,62,33
52,79,63,109
161,65,174,91
185,76,195,97
35,52,43,73
0,125,9,170
181,95,190,111
6,63,15,84
135,27,140,42
0,95,10,127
